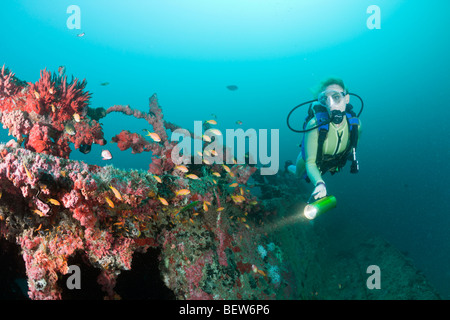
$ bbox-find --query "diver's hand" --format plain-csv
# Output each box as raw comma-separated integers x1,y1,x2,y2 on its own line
311,182,327,200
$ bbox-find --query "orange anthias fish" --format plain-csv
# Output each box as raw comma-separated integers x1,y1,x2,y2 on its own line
23,164,34,181
33,209,45,217
202,134,212,142
47,198,60,206
231,195,245,204
175,189,190,196
109,185,122,201
105,196,114,208
209,129,222,136
205,119,217,125
144,129,161,142
210,150,218,156
158,197,169,206
185,174,199,180
174,165,189,173
153,175,162,183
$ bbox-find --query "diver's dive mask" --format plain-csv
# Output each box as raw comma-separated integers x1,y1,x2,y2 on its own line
318,90,347,124
318,90,346,107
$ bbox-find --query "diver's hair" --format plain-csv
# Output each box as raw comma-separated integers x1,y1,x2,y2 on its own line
311,77,348,98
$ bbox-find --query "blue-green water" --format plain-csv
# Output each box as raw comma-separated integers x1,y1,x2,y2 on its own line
1,0,449,298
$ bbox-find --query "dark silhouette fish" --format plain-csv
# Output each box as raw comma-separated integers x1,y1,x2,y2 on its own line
226,85,238,91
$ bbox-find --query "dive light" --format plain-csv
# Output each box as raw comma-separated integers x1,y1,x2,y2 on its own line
303,195,337,220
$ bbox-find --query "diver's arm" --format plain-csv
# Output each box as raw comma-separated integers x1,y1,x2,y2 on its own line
304,119,325,186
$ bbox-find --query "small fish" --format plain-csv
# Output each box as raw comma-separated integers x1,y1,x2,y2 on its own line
23,164,33,180
64,123,76,136
33,90,40,99
144,130,161,142
100,82,109,86
209,129,222,136
231,195,245,204
203,202,209,212
33,209,45,217
202,135,212,142
101,149,112,160
205,119,217,125
252,264,258,273
109,185,122,201
189,218,194,224
105,196,114,208
203,150,211,157
36,224,42,231
217,207,225,212
236,120,243,125
49,88,54,95
175,189,190,196
250,200,258,205
51,104,56,113
196,151,203,157
244,224,250,229
47,198,60,206
73,113,81,122
58,65,66,76
174,165,189,173
257,269,266,277
158,197,169,206
185,174,199,180
178,201,200,214
79,144,91,154
226,85,238,91
210,150,218,156
153,175,162,183
77,32,85,37
229,183,238,188
212,179,217,184
0,190,2,199
222,164,231,173
203,158,211,165
212,172,221,177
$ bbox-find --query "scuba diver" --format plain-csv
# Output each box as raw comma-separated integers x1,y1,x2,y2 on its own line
286,78,362,202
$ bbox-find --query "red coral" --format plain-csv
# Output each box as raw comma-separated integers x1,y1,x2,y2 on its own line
26,123,55,154
0,67,105,158
111,130,151,154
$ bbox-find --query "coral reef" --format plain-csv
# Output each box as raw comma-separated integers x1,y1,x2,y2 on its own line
0,66,441,300
0,65,105,158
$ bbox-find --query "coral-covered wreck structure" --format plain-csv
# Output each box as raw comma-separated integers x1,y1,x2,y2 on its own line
0,66,441,300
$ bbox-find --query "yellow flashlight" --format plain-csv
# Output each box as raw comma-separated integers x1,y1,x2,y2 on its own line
303,195,337,220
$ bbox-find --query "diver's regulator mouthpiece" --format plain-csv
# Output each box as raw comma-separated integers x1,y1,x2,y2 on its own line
303,195,337,220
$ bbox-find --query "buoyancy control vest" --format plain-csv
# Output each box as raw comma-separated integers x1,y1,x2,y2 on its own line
300,103,360,180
